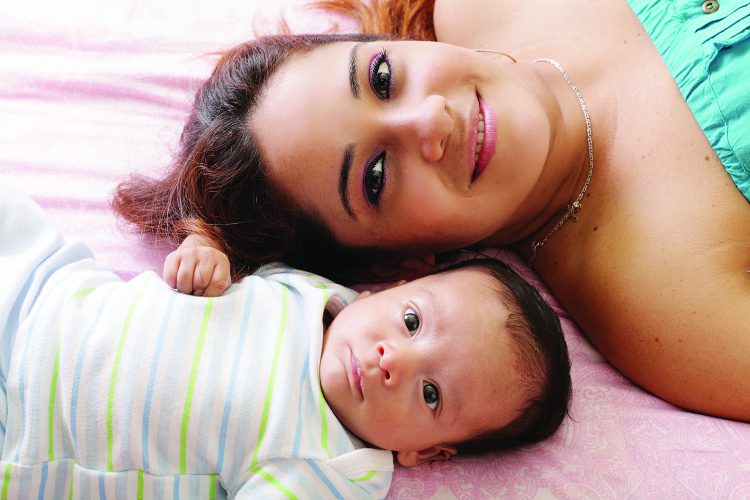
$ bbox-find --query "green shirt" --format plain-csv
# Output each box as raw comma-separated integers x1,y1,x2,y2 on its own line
628,0,750,201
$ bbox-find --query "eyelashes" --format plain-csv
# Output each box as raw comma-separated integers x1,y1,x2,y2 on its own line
364,151,386,206
363,48,393,207
369,49,393,100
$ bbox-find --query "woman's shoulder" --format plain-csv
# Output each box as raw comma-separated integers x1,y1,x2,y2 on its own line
433,0,628,50
433,0,577,48
433,0,509,45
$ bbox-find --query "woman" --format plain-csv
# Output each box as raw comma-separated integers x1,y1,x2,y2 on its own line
113,0,750,421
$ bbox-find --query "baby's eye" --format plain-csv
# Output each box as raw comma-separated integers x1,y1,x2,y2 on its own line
404,308,420,336
369,50,392,100
423,382,439,410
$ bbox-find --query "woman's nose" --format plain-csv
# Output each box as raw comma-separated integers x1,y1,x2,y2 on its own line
376,341,417,387
389,94,453,163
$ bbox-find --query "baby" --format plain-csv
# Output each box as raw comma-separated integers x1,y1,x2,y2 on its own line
0,185,570,499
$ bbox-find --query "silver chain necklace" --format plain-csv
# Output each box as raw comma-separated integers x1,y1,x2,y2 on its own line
528,58,594,266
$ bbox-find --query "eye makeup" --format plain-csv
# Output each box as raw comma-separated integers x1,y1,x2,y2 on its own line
360,48,394,209
362,150,386,207
369,48,393,100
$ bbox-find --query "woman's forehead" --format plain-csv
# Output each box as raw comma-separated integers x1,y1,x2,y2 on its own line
249,42,359,219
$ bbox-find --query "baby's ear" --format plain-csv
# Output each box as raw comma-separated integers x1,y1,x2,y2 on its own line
396,445,457,467
365,255,437,282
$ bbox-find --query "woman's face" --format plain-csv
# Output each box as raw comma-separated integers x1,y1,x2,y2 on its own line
251,40,554,253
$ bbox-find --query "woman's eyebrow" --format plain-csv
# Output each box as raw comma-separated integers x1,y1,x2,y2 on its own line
339,43,364,221
349,43,363,99
339,143,357,220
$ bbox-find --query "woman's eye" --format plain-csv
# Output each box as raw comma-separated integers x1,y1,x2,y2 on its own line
364,152,386,206
370,50,392,100
423,382,439,410
404,308,420,336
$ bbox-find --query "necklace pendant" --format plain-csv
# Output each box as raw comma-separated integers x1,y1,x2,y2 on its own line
570,200,582,221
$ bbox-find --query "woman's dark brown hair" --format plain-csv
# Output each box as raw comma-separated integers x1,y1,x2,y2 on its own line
112,2,437,280
113,33,390,281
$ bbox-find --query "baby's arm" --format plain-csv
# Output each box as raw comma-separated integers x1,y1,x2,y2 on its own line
163,233,231,296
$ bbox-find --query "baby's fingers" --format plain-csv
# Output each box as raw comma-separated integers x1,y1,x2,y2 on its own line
193,252,230,297
202,257,231,297
174,252,198,295
191,257,213,297
163,251,182,290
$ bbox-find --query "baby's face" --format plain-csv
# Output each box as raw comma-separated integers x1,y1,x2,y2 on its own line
320,266,530,466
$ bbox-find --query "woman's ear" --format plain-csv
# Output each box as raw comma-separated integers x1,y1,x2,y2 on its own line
366,254,437,281
395,445,457,467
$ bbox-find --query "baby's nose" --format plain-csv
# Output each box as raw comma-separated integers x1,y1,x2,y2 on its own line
376,341,416,387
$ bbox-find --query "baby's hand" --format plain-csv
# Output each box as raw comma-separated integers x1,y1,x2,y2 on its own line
163,235,231,297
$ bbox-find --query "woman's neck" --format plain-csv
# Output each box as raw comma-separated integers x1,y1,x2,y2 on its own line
435,0,626,252
485,57,610,252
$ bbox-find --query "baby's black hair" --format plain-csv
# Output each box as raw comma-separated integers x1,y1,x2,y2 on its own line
432,257,572,453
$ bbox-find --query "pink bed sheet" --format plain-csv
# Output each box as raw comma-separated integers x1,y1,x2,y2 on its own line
2,1,749,498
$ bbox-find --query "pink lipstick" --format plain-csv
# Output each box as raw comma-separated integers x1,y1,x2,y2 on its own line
472,94,497,181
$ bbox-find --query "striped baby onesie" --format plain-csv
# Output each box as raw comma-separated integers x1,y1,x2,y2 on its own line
0,258,392,499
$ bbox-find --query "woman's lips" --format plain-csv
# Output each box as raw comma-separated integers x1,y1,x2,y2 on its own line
472,94,497,182
350,352,364,400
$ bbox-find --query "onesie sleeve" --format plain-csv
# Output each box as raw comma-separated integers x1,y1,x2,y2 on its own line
232,450,392,500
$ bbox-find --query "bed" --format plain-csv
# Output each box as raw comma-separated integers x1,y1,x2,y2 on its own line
2,0,749,497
